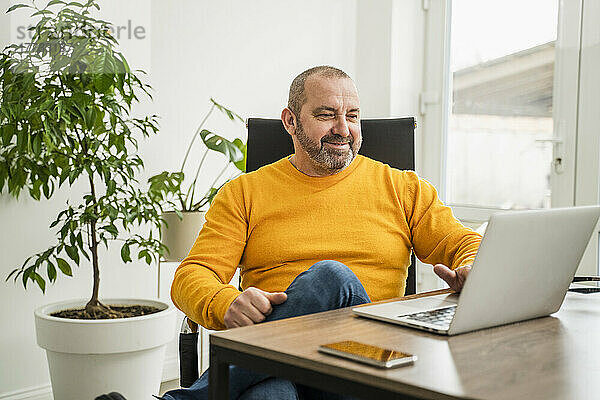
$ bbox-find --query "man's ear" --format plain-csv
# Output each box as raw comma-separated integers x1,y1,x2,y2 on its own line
281,108,297,137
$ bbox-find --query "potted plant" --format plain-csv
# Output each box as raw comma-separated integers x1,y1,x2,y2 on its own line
150,98,246,262
1,1,180,398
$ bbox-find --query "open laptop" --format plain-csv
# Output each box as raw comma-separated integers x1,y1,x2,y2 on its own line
352,206,600,336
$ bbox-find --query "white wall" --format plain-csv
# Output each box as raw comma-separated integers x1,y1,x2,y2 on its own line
390,0,425,119
0,0,425,397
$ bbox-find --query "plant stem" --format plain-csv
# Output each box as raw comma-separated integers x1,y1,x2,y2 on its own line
191,163,230,211
85,171,101,310
185,147,209,209
178,193,186,211
207,163,230,195
180,103,215,173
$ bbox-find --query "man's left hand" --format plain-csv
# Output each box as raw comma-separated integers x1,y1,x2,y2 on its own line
433,264,471,292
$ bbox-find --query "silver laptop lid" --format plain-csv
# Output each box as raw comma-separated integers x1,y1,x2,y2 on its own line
448,206,600,335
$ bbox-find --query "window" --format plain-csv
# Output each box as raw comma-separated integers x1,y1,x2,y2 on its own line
420,0,600,279
446,0,559,210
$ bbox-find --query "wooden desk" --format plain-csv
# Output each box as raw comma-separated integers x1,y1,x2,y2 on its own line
209,289,600,399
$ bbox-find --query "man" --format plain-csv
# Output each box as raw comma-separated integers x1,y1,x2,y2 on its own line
161,66,481,399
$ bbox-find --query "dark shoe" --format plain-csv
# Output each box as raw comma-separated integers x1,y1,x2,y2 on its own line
94,393,127,400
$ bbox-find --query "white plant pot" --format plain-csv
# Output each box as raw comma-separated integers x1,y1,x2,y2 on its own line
161,211,206,262
35,298,176,400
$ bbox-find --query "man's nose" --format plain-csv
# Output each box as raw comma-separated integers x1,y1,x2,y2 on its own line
332,116,351,137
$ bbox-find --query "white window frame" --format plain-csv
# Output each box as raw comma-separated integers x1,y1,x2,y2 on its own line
420,0,599,275
573,0,600,275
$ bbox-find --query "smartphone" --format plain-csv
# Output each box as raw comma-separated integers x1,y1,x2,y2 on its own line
318,340,417,368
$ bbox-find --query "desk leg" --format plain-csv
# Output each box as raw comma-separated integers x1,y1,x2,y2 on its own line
209,345,229,400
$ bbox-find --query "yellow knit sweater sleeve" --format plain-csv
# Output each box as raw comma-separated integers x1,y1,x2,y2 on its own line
170,181,246,330
402,171,481,270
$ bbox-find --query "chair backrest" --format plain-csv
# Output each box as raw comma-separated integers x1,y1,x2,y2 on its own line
246,117,417,295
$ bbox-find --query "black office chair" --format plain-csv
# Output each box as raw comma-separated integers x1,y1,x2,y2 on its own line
178,117,417,388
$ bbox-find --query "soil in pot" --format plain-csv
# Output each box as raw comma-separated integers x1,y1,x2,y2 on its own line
51,304,162,319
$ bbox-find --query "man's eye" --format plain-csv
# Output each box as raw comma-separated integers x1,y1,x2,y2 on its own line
347,114,358,120
318,113,334,118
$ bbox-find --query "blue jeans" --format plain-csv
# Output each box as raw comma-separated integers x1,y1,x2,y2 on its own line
162,260,370,400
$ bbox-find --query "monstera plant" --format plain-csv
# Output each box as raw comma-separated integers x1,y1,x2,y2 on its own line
149,98,246,261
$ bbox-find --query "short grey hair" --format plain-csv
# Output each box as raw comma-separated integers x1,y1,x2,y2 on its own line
287,66,351,118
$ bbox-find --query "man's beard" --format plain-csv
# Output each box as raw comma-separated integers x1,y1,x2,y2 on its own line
295,120,362,172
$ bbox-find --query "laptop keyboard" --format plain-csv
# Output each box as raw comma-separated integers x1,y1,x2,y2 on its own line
402,305,457,327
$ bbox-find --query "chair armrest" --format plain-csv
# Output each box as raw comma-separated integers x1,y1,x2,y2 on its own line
180,316,199,333
179,316,199,388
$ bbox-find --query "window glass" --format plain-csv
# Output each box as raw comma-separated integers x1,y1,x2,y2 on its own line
446,0,559,209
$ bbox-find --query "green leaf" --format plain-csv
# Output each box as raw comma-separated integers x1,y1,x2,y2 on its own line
199,130,244,163
42,182,52,199
232,138,247,172
33,273,46,292
210,98,244,123
138,249,152,264
97,73,114,90
49,216,61,228
31,9,54,17
6,3,32,13
104,223,118,237
16,128,28,150
107,205,118,220
116,53,131,74
33,272,46,293
6,267,20,283
22,267,32,288
59,168,70,185
32,134,42,156
107,179,116,195
65,245,80,265
85,107,97,130
30,180,42,201
69,168,79,184
0,166,6,193
56,258,72,276
47,261,57,283
120,243,131,262
76,232,84,249
1,124,15,144
69,232,77,247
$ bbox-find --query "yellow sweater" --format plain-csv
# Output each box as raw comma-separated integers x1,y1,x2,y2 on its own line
171,155,481,330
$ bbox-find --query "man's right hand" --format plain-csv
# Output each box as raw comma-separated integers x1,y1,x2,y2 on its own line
223,287,288,329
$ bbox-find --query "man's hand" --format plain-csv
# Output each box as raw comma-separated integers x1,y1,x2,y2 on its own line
433,264,472,292
224,287,287,329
